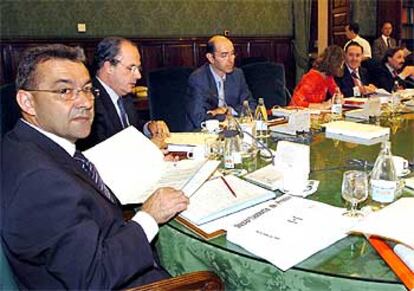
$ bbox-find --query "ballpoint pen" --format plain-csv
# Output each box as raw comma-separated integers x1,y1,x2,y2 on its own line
220,176,237,198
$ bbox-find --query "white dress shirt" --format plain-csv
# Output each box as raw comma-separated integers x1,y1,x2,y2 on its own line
22,119,159,242
209,64,237,116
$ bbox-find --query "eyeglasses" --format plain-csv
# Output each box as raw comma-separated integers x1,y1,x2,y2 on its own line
24,86,100,101
111,59,142,74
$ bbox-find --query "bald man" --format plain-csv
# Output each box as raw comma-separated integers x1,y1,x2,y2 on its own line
186,35,254,130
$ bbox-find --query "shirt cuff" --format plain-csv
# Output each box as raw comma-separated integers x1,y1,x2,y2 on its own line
228,106,238,116
132,211,159,242
143,121,152,138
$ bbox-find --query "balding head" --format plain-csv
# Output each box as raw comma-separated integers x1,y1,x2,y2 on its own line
206,35,235,77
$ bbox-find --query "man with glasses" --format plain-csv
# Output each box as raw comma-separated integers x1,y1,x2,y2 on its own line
78,37,170,150
2,44,189,289
186,35,254,130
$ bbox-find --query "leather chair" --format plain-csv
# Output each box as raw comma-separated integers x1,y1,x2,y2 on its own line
1,83,20,137
0,242,223,290
147,67,194,132
241,61,291,108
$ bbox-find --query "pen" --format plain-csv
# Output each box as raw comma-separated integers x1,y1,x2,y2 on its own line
220,176,237,198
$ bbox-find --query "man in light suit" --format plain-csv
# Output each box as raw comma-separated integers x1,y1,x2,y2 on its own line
335,41,376,97
372,22,397,63
77,37,169,150
186,35,254,130
1,44,189,289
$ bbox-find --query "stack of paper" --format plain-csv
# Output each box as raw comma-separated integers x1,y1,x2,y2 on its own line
324,120,390,145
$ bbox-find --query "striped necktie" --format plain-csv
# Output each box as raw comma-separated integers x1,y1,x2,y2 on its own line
217,78,226,107
351,70,362,87
117,98,130,128
74,150,116,203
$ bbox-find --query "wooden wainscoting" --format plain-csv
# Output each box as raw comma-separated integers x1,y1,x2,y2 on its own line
0,36,295,90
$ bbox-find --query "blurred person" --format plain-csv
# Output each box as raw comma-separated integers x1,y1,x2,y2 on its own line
290,45,345,109
372,22,397,63
186,35,255,130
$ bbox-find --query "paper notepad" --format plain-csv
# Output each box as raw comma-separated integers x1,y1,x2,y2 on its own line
84,127,219,204
180,175,276,225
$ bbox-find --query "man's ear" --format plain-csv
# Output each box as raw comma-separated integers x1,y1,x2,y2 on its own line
102,60,115,74
206,53,215,64
16,90,36,116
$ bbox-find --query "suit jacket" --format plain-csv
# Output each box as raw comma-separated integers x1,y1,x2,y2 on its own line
77,77,146,150
186,63,254,130
335,66,371,97
372,63,414,92
372,36,397,62
1,120,167,289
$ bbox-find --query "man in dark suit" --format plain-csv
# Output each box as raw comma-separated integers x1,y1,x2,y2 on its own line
77,37,169,150
1,44,189,289
372,47,414,92
186,35,254,130
372,22,397,63
335,41,376,97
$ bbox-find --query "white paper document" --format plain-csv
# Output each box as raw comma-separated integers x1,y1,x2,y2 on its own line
227,195,352,271
84,127,219,204
180,175,276,225
350,197,414,249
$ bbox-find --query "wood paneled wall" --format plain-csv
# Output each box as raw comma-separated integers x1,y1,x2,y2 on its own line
0,36,295,90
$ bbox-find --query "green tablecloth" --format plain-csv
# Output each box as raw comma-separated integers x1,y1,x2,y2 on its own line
156,114,414,290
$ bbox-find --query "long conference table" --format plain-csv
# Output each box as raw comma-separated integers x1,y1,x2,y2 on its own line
155,113,414,290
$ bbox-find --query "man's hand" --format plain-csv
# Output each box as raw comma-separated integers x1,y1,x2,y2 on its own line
207,107,228,116
360,84,377,95
400,66,414,79
148,120,170,139
142,187,189,224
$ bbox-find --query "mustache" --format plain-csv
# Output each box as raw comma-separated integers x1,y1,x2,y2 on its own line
72,108,93,119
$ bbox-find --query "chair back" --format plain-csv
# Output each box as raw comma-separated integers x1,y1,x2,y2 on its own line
1,83,20,137
241,62,289,108
147,67,194,132
0,242,18,290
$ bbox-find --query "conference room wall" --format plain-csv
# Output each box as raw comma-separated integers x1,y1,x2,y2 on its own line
0,0,293,38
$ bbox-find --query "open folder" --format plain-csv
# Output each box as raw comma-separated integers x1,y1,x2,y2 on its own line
83,126,220,204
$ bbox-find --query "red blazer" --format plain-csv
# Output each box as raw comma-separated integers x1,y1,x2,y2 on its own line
290,69,338,107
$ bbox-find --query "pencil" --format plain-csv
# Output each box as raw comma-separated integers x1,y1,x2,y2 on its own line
220,176,237,198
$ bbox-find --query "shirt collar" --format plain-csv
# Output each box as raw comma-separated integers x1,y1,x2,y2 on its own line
382,35,389,43
21,119,76,157
346,64,358,74
96,76,121,105
209,64,226,84
385,63,396,74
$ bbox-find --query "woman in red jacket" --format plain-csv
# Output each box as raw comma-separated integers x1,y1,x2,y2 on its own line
290,45,345,109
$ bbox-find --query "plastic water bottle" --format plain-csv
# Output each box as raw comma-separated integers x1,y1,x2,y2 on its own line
239,100,254,124
331,87,343,119
223,115,242,169
390,80,401,113
253,98,268,149
370,141,399,205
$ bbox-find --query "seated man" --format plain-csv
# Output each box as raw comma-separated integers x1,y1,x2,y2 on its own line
372,47,414,92
77,37,169,150
344,22,372,60
372,21,397,63
186,35,254,130
1,44,189,289
335,41,376,97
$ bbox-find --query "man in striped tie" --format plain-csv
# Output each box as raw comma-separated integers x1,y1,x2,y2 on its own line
2,44,189,289
77,37,170,150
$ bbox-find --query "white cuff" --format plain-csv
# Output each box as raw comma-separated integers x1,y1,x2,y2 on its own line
143,121,152,138
132,211,159,242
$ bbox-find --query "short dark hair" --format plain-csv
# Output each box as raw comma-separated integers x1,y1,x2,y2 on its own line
16,44,85,90
347,22,360,34
344,41,364,53
93,36,137,72
382,47,403,64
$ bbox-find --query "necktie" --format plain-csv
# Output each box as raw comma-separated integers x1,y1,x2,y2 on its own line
217,78,226,107
117,98,130,128
351,71,362,87
386,38,390,48
74,150,116,203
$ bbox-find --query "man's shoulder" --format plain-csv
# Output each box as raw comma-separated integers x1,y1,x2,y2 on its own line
190,63,210,78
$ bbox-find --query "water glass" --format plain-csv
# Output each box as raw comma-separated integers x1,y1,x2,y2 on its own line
341,170,369,217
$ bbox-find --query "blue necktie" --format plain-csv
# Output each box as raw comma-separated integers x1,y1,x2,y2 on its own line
117,98,130,128
74,150,116,203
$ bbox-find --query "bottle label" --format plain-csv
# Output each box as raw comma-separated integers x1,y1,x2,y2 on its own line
255,120,267,131
224,154,234,169
331,104,342,115
370,179,397,203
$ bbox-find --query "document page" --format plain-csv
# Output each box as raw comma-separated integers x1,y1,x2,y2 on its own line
227,195,352,271
180,175,276,225
324,120,390,139
350,198,414,248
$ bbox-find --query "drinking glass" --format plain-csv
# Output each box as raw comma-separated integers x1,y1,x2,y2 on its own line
341,170,369,217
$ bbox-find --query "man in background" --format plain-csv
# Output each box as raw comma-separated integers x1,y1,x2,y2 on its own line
344,22,372,60
2,44,189,289
373,47,414,92
186,35,254,130
372,22,397,63
335,41,376,97
77,37,169,150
